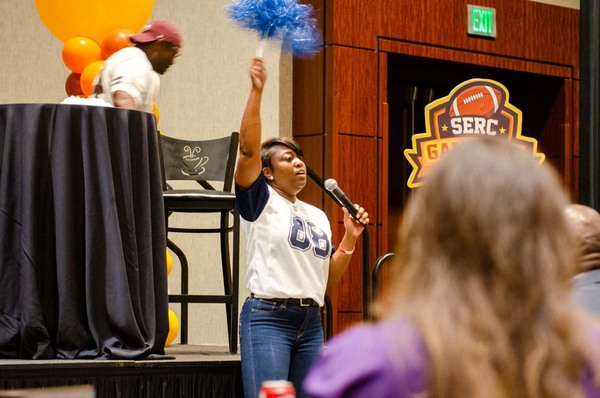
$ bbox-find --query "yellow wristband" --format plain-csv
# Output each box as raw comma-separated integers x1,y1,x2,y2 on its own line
338,245,354,255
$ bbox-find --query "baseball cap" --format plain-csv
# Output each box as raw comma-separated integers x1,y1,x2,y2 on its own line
131,20,182,47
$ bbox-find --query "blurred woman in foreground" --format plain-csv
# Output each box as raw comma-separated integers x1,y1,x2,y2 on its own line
305,137,600,398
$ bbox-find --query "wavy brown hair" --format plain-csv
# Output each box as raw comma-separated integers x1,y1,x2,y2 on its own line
382,137,590,397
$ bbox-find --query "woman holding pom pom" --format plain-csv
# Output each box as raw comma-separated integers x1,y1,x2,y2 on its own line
234,57,369,398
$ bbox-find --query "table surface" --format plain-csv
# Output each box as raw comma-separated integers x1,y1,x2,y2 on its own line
0,103,168,359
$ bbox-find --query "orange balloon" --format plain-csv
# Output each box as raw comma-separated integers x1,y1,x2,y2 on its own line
65,73,83,97
62,36,102,74
101,28,134,59
152,102,161,124
35,0,154,44
165,309,179,346
80,60,104,97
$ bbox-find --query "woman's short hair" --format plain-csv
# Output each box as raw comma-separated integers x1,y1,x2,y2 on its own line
261,137,304,169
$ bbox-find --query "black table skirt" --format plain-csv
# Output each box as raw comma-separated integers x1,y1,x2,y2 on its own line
0,103,168,359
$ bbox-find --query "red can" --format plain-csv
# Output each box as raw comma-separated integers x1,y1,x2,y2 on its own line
259,380,296,398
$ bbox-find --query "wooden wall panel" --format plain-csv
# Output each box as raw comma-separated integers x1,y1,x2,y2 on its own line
324,0,580,78
379,40,573,79
371,226,397,317
335,312,363,334
334,223,378,313
379,0,446,47
293,53,325,136
334,220,361,312
523,1,579,78
378,53,389,242
330,135,378,224
331,47,378,138
328,0,379,49
378,135,387,241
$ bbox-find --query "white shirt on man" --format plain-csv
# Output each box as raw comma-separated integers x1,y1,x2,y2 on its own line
92,47,159,113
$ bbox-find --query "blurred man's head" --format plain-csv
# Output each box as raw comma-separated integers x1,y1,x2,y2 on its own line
565,204,600,273
131,20,182,74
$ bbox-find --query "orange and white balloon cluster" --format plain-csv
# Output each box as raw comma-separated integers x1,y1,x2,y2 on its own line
35,0,155,97
62,31,135,97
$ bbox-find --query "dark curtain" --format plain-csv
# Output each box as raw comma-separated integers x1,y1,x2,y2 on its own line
580,0,600,209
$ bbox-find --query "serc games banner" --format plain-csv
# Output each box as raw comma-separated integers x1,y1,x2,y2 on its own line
404,79,545,188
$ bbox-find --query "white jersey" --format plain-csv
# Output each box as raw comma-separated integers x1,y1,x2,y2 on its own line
92,47,159,113
236,176,332,306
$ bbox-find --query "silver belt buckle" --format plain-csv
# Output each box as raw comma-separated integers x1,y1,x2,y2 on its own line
299,298,311,307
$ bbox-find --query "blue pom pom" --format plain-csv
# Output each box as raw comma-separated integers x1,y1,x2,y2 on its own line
226,0,322,57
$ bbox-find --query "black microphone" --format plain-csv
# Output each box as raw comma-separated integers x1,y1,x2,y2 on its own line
324,178,359,219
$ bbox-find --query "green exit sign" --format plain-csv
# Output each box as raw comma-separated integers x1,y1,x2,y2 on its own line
468,5,496,38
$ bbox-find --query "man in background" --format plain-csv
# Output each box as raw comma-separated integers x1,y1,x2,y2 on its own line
565,203,600,317
93,20,182,112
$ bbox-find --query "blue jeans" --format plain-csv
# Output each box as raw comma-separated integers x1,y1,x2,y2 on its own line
240,296,324,398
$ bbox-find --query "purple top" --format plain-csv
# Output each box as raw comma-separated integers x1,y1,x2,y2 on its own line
304,318,600,398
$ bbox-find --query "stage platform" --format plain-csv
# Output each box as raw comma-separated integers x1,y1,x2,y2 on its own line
0,345,242,398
